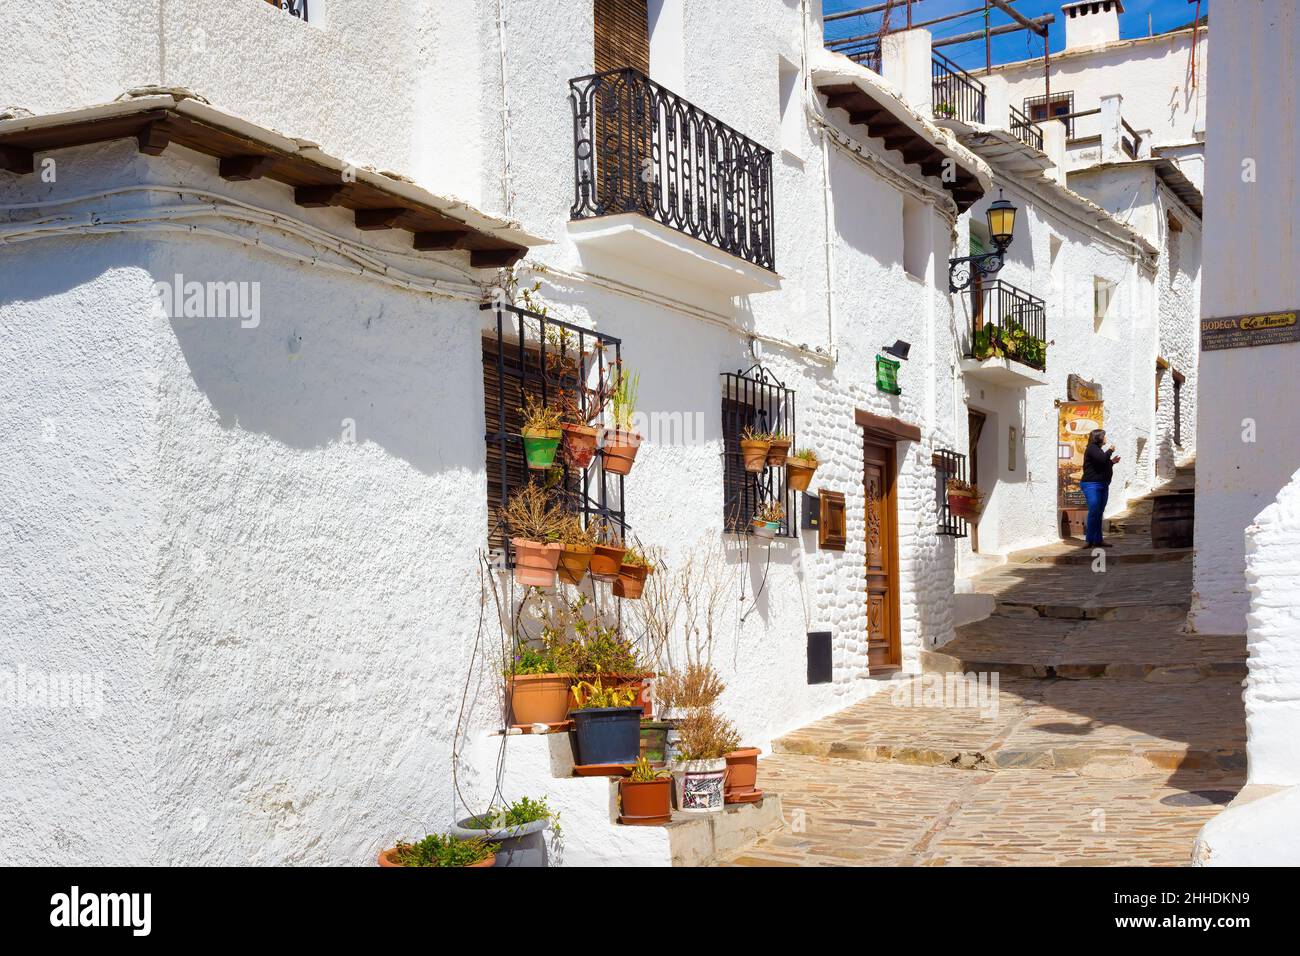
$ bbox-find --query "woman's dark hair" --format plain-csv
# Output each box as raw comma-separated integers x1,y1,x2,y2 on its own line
1088,429,1107,446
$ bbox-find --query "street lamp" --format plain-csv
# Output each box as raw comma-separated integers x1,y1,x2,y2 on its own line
949,190,1019,292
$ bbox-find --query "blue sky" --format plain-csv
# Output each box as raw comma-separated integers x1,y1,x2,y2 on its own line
823,0,1207,71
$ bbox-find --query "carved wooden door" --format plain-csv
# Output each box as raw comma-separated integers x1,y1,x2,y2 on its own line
864,437,900,669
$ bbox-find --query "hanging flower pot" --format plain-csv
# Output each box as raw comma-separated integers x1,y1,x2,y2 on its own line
786,453,820,492
521,426,562,470
613,562,649,600
946,481,983,521
560,422,599,469
724,747,762,802
512,538,561,588
750,518,778,540
670,758,727,813
557,544,594,585
602,428,641,476
507,673,574,725
589,543,627,581
740,438,771,473
766,436,792,467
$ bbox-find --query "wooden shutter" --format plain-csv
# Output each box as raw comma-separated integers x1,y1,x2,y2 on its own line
594,0,650,74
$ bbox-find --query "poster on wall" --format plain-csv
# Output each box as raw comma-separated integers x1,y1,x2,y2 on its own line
1058,401,1104,510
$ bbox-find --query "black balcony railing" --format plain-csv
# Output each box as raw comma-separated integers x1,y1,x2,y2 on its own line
931,51,985,124
826,35,881,74
570,68,776,271
967,280,1047,371
1009,105,1044,150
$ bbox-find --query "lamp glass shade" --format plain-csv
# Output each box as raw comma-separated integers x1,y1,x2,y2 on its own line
986,199,1016,246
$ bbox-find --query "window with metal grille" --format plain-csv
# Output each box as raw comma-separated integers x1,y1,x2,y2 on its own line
933,448,969,538
720,366,796,537
1024,91,1075,138
482,301,627,563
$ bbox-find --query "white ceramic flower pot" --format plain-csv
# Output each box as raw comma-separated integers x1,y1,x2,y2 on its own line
670,758,727,813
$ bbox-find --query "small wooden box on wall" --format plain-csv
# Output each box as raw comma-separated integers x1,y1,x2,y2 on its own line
804,491,846,550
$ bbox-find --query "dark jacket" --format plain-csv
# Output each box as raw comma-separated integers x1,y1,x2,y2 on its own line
1081,443,1115,484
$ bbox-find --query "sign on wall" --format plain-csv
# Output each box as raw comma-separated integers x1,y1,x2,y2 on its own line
1200,310,1300,351
1058,401,1104,510
1067,373,1103,403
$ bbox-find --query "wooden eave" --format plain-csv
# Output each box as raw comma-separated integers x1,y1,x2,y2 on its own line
0,97,535,268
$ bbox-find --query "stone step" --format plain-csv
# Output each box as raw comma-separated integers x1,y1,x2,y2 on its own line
1007,546,1191,566
666,795,784,866
991,599,1190,622
922,648,1247,683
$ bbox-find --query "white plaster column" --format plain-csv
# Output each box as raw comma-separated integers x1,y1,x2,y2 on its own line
1042,119,1068,184
1100,93,1125,164
881,28,933,118
983,74,1010,132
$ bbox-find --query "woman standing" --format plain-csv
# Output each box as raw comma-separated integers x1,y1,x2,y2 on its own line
1080,429,1121,547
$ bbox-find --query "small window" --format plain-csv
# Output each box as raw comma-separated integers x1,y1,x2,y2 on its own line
778,57,802,158
1166,211,1183,283
1025,91,1076,137
818,492,847,550
1093,277,1117,338
721,366,796,537
902,196,928,281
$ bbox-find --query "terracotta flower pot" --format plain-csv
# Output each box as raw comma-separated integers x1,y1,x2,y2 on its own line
786,458,819,492
589,544,627,581
602,429,641,476
766,437,792,467
612,563,648,599
512,538,561,588
740,439,771,473
561,422,599,469
618,777,673,825
670,758,727,813
508,673,574,725
947,490,980,520
378,847,495,868
521,427,562,470
557,545,594,585
724,747,762,797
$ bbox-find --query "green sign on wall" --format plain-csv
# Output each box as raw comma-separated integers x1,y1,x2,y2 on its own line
875,354,901,395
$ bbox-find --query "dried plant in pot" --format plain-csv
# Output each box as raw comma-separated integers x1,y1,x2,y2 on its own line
519,394,564,471
499,484,564,588
504,643,573,727
786,447,820,492
618,756,673,825
766,430,792,467
612,546,654,600
654,663,726,723
945,478,984,521
739,425,771,473
602,368,642,476
569,678,643,767
588,521,627,581
379,832,498,868
751,501,785,540
452,796,559,868
670,708,741,813
556,514,596,586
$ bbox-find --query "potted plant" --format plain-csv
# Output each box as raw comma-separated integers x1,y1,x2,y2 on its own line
558,390,601,470
946,478,983,520
766,430,792,467
505,643,573,726
499,484,564,587
603,368,641,476
751,501,784,539
519,394,564,471
724,746,763,803
569,678,644,766
654,663,726,723
613,546,654,600
556,514,596,586
379,832,497,867
739,425,771,473
618,756,673,825
786,447,820,492
452,796,558,868
669,708,740,814
588,521,627,581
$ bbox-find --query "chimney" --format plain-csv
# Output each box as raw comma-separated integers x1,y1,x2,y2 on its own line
1062,0,1124,51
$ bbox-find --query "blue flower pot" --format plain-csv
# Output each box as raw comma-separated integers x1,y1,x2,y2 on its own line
571,706,643,765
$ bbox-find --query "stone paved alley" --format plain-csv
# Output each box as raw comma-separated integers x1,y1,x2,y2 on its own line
727,465,1249,866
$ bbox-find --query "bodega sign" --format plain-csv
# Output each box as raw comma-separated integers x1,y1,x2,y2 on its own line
1201,309,1299,351
49,886,151,936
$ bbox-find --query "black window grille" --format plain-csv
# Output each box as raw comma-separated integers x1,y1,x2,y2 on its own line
267,0,309,22
1024,91,1076,138
481,301,627,564
933,448,969,538
721,366,796,537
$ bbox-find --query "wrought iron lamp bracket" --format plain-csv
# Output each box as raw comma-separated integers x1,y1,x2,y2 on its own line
948,246,1008,293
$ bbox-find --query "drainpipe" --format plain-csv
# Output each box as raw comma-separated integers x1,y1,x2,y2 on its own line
496,0,513,217
803,0,837,356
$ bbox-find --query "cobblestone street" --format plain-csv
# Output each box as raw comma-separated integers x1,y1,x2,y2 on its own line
728,468,1248,866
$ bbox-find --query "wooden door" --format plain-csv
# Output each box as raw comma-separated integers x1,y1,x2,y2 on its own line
864,437,900,670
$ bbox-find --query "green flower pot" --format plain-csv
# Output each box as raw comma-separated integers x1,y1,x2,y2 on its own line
521,428,562,470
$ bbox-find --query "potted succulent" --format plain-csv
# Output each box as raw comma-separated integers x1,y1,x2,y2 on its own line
618,756,673,825
519,394,564,471
751,501,784,539
379,832,497,868
724,746,763,803
505,643,573,726
556,514,596,586
499,484,564,587
603,368,641,476
669,707,740,814
613,546,654,600
786,447,820,492
569,678,644,766
946,478,983,520
588,522,627,581
739,425,771,473
558,390,601,470
452,796,558,868
766,430,792,467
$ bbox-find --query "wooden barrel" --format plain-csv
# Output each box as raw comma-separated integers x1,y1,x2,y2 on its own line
1151,493,1195,549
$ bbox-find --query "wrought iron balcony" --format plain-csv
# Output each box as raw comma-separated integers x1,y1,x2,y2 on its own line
965,280,1047,372
569,68,776,272
931,51,986,125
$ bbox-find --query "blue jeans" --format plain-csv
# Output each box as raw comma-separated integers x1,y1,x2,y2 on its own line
1080,481,1109,545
